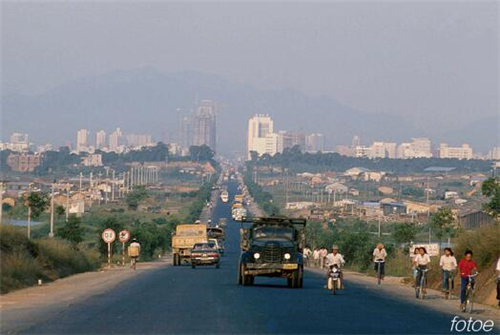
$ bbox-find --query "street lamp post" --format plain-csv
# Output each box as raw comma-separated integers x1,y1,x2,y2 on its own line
49,181,55,237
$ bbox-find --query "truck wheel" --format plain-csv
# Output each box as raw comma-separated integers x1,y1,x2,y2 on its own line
173,254,178,266
241,264,253,286
298,266,304,288
216,262,220,269
192,263,196,269
291,269,300,288
287,278,293,288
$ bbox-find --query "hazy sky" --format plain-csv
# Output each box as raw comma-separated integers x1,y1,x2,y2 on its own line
1,1,498,132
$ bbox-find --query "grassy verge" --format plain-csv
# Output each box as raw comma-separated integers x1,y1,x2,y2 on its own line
0,225,99,294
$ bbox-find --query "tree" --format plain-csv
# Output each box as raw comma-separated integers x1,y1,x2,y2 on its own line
430,208,456,245
57,214,85,245
482,177,500,219
189,145,215,162
394,222,418,246
26,192,50,219
125,186,149,210
55,205,66,221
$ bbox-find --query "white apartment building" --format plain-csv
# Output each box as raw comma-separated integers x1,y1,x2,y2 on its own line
306,133,325,152
438,143,473,160
488,147,500,160
247,114,275,159
76,129,89,153
397,138,432,158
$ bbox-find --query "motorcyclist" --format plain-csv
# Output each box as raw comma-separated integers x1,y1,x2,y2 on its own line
325,245,345,288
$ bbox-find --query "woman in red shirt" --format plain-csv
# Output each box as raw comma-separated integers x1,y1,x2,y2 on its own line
458,250,478,311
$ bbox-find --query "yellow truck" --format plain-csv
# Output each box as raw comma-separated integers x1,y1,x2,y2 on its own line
234,194,244,204
172,224,208,266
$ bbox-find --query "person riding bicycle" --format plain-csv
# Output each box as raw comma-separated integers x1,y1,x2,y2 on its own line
413,247,431,292
128,238,141,269
458,250,478,311
373,243,388,280
440,247,457,296
325,245,345,288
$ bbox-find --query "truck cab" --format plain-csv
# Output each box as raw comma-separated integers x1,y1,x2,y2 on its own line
238,217,306,288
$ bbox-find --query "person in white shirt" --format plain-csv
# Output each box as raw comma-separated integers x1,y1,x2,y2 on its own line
439,247,457,294
413,247,431,290
302,247,312,267
313,248,320,267
325,245,345,288
319,247,328,269
373,243,388,279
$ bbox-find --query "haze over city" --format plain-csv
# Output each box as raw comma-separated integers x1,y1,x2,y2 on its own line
1,2,498,153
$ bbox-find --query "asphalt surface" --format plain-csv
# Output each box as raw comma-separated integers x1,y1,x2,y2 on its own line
8,182,496,334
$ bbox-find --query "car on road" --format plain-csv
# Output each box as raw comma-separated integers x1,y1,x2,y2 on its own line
191,243,220,269
238,217,306,288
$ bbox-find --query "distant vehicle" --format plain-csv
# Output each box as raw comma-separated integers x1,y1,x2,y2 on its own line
207,227,225,241
191,242,220,269
220,190,229,203
232,207,247,221
209,238,224,256
172,224,208,266
217,218,227,227
238,217,306,288
327,265,341,295
234,194,244,204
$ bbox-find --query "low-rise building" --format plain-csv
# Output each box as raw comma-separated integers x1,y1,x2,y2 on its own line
7,153,41,172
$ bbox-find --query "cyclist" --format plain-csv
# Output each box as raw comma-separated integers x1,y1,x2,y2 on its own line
325,245,345,288
458,250,478,311
373,243,388,280
440,247,457,296
413,247,431,293
128,238,141,269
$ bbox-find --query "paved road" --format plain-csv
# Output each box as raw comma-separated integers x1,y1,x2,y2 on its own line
5,182,497,334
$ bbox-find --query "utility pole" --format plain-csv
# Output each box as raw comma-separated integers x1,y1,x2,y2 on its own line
111,169,115,201
79,172,83,193
0,181,4,225
27,182,32,239
66,183,70,221
49,181,55,237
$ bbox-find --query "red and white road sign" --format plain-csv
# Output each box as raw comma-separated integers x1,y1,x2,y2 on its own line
119,229,130,243
102,228,116,244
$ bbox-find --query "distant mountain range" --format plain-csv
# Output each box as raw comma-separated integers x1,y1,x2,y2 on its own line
1,67,497,153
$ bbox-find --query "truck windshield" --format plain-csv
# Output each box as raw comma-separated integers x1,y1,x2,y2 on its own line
253,226,294,240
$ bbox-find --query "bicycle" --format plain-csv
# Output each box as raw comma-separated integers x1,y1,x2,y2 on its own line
415,268,430,299
374,259,385,285
443,270,455,300
462,273,478,313
130,256,138,271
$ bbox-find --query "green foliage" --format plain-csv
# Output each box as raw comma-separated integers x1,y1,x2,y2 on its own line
189,145,215,162
56,215,85,245
482,177,500,219
394,222,419,246
430,207,456,243
243,169,280,215
185,173,219,223
125,186,149,210
248,146,493,174
401,186,424,198
0,225,98,294
26,192,50,219
454,223,500,268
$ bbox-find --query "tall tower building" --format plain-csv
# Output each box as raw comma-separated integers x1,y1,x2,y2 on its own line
95,130,106,149
192,100,217,151
76,129,89,152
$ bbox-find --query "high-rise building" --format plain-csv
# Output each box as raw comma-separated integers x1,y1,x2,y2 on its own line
180,116,193,149
488,147,500,160
438,143,473,160
247,114,275,159
280,131,306,151
192,100,217,151
351,135,361,148
76,129,89,153
397,138,432,159
306,133,325,152
109,127,123,152
95,130,106,149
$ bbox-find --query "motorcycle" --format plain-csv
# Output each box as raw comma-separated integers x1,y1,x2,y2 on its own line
327,265,342,295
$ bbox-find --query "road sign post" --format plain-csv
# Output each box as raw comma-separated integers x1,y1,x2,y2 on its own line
118,229,130,266
102,228,116,267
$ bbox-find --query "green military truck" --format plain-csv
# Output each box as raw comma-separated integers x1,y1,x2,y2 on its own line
238,217,306,288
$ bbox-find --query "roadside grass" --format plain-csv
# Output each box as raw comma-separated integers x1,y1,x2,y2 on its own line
0,225,99,294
